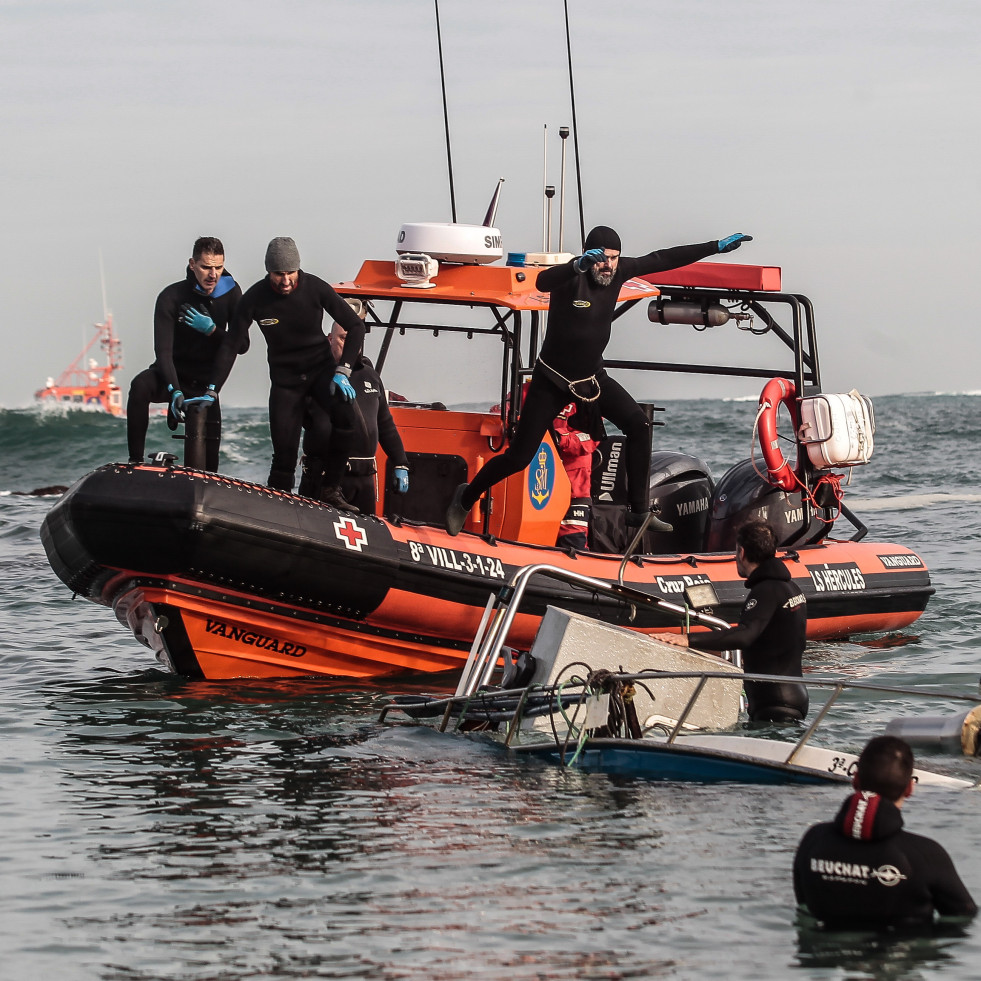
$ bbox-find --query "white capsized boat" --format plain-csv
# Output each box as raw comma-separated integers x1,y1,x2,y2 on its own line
380,562,979,789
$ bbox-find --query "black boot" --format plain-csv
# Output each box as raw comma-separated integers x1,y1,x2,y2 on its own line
320,486,360,513
267,468,295,492
625,506,673,533
445,483,469,536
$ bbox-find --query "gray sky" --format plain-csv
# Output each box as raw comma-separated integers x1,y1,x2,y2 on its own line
3,0,979,407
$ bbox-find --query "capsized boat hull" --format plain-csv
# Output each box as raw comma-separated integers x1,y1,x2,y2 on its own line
41,463,934,680
512,737,849,785
511,735,973,788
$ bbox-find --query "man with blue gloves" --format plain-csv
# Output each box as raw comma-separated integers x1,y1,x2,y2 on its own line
209,237,365,506
446,225,752,535
126,236,242,471
298,298,410,513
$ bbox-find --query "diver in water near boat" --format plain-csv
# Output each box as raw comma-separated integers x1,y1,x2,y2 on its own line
444,225,752,535
793,735,977,929
655,519,809,722
298,298,410,512
126,236,242,470
209,237,367,505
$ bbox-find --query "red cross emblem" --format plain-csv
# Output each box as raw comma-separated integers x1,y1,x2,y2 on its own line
333,516,368,552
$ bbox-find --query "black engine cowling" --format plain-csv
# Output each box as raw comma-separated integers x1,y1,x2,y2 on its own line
703,458,829,551
588,442,714,554
643,451,714,553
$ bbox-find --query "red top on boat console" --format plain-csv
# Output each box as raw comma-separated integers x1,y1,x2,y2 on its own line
639,261,782,292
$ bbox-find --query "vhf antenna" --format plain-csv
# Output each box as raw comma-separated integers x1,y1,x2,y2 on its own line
558,126,569,253
434,0,457,223
562,0,586,247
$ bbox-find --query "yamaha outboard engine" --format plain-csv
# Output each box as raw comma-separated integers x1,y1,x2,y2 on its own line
704,458,827,551
588,440,713,554
643,452,714,553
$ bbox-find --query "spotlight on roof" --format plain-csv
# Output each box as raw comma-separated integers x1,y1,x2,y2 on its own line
395,252,439,289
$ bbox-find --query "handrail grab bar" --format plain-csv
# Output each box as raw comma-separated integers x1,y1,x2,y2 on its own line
462,562,732,697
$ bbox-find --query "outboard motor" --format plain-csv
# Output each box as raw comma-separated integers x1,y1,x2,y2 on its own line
885,705,981,757
643,452,714,553
704,458,826,551
588,442,713,554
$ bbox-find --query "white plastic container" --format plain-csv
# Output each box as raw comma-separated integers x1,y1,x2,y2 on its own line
798,390,875,469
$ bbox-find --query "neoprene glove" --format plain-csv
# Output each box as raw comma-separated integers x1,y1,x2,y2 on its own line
392,466,409,494
574,248,605,272
717,233,753,253
168,385,185,418
330,372,356,402
180,303,216,336
185,384,218,410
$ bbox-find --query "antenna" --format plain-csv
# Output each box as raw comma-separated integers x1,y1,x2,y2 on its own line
542,124,548,251
482,178,505,227
434,0,457,223
558,126,569,253
98,249,109,320
545,186,555,252
562,0,586,248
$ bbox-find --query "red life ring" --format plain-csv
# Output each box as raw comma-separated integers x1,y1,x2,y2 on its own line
757,378,800,491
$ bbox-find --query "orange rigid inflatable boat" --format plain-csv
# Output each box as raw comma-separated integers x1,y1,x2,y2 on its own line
40,247,932,680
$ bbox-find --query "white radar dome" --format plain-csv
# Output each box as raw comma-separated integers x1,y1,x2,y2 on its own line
396,222,503,265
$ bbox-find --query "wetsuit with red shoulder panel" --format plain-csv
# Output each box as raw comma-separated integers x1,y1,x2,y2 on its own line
794,790,976,929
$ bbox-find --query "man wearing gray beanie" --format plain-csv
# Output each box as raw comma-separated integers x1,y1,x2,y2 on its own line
210,236,367,505
264,236,301,274
446,226,752,537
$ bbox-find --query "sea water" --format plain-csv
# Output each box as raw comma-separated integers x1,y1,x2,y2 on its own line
2,395,980,980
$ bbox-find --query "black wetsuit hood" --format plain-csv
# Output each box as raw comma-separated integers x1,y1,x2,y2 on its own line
744,556,792,588
584,225,621,252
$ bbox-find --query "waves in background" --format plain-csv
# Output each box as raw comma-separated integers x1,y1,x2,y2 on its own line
2,394,981,979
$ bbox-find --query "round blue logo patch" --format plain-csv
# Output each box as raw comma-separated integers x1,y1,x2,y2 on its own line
528,441,555,510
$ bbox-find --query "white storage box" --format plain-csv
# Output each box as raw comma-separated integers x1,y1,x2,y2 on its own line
798,390,875,469
527,607,742,732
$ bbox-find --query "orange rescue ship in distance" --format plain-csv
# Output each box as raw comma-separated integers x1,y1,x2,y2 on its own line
35,314,124,417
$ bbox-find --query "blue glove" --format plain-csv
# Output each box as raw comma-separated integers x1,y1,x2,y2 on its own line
180,304,216,336
392,466,409,494
718,233,753,254
574,248,605,272
330,371,356,402
184,384,218,410
168,385,184,418
166,384,184,430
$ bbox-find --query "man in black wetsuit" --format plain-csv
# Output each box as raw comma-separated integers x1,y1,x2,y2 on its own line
794,735,976,929
655,519,809,722
209,237,366,505
127,236,242,470
444,225,751,535
298,298,410,512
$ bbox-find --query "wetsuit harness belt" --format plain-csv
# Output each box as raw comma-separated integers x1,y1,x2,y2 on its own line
346,456,377,476
536,358,601,402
